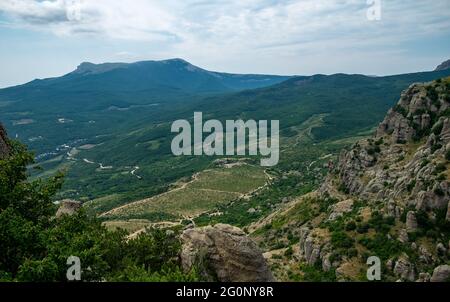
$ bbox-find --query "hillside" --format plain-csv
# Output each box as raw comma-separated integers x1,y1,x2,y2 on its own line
2,59,450,228
250,77,450,281
2,62,450,220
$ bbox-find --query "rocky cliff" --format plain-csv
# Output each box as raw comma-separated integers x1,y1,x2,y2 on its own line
252,78,450,282
317,77,450,281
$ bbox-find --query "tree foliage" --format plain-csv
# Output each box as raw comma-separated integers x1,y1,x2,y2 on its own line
0,141,198,282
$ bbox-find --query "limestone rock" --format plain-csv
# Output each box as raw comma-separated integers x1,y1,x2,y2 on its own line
406,211,418,232
416,272,431,282
55,200,82,218
393,256,415,281
180,224,274,282
430,265,450,282
328,199,354,221
440,118,450,143
397,229,409,243
436,243,447,256
247,208,256,214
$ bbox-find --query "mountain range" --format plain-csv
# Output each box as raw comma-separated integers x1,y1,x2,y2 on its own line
1,58,450,282
1,58,450,213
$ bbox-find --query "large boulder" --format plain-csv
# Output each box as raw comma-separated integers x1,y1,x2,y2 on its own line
0,123,10,158
430,265,450,282
406,211,418,232
56,200,82,218
180,224,274,282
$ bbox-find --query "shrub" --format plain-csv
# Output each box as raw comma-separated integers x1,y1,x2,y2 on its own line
434,187,445,196
426,86,438,102
346,248,358,258
432,123,444,135
434,163,446,175
446,150,450,161
331,231,355,249
345,221,357,231
284,246,293,257
431,143,443,154
393,105,408,117
407,180,416,192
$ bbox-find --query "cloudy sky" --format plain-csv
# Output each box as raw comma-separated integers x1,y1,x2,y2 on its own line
0,0,449,88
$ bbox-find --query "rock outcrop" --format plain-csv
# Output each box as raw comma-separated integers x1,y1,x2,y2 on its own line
393,255,416,281
0,123,10,158
318,77,450,281
180,224,274,282
430,265,450,282
56,200,82,218
322,79,450,215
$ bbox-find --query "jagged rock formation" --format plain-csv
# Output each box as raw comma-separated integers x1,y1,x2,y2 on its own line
0,123,10,158
56,200,82,218
180,223,274,282
323,79,450,211
317,77,450,281
298,227,333,270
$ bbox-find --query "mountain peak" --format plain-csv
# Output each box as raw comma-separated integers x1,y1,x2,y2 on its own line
72,58,198,76
435,59,450,71
73,61,127,75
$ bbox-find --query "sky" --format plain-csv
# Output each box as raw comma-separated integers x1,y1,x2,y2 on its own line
0,0,450,88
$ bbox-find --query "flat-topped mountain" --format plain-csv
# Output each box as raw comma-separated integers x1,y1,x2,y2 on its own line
11,58,292,94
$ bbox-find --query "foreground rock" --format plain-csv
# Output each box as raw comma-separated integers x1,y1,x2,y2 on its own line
180,223,274,282
56,200,82,218
430,265,450,282
0,123,10,158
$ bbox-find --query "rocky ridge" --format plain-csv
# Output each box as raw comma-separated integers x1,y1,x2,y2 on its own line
317,77,450,281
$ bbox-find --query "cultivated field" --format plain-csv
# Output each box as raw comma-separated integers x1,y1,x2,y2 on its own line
100,164,268,221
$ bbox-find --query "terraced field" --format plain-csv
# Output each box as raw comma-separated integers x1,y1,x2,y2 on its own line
99,163,268,222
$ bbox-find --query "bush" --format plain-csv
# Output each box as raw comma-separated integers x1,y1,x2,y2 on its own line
345,221,357,231
446,150,450,161
407,180,416,192
434,187,445,196
357,223,369,234
0,141,199,282
393,105,408,117
331,231,355,249
358,234,404,260
434,163,446,175
346,248,358,258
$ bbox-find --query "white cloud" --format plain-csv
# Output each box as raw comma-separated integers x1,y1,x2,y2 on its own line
1,1,449,43
0,0,449,77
